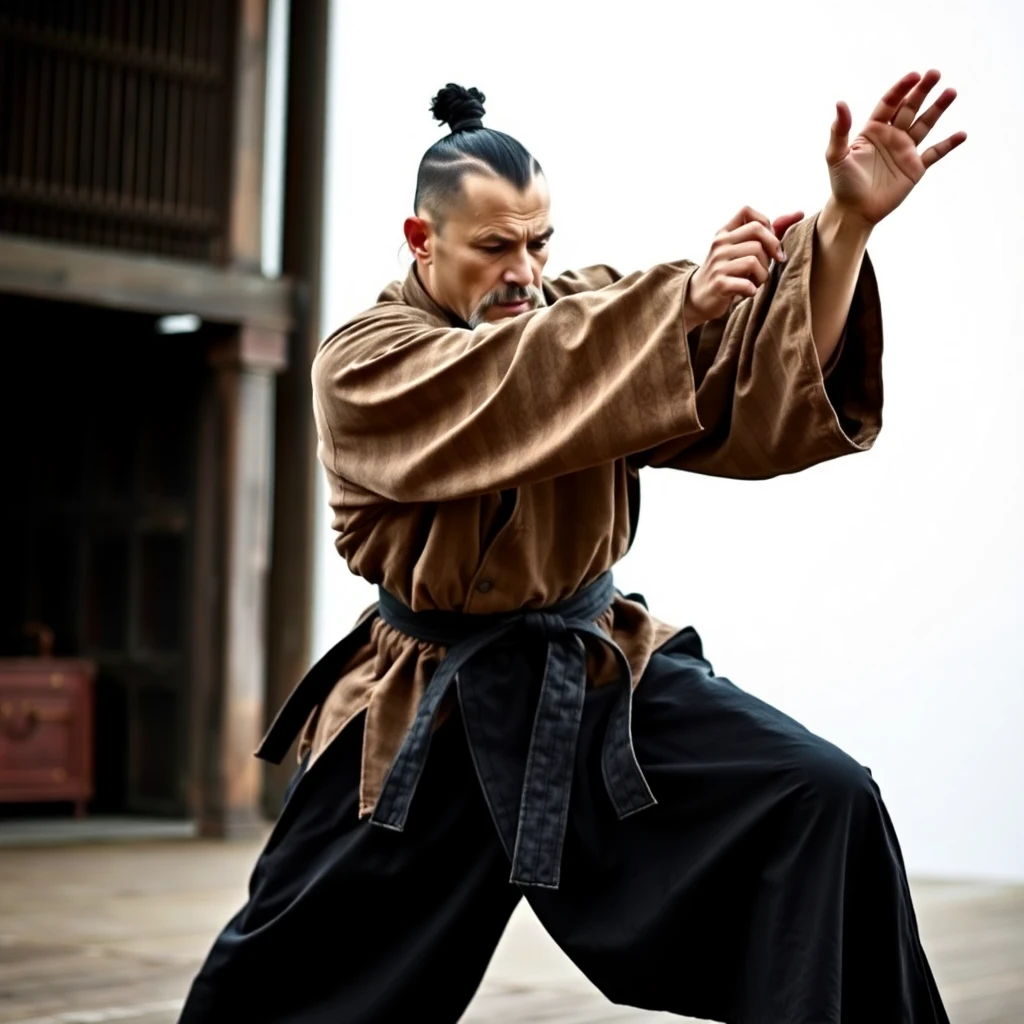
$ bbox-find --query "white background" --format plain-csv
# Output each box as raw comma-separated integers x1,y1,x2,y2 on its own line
303,0,1023,881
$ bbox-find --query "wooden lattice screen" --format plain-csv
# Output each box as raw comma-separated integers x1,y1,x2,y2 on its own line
0,0,237,262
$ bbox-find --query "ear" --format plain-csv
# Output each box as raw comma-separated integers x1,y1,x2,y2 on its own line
404,216,433,263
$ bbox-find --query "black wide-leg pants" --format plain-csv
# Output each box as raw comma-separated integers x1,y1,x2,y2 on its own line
179,628,949,1023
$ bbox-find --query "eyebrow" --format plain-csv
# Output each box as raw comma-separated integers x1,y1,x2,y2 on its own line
476,226,555,245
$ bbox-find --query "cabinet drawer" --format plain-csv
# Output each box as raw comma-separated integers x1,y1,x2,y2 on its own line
0,669,83,696
0,696,78,782
0,663,94,800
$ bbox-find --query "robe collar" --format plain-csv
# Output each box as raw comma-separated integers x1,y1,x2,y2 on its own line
400,263,470,328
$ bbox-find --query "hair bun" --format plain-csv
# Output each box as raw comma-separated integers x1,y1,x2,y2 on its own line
430,84,486,133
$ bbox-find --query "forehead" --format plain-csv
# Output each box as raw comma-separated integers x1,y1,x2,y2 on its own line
449,171,550,237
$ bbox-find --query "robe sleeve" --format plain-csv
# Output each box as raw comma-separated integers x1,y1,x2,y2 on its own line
635,213,883,477
312,260,703,502
313,213,883,504
541,264,623,299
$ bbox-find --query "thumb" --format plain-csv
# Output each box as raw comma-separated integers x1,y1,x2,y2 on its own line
827,100,852,166
772,211,805,240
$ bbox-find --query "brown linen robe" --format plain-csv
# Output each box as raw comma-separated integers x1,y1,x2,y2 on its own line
302,212,883,818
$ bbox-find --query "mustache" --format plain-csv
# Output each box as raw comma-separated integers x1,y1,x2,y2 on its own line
468,284,545,327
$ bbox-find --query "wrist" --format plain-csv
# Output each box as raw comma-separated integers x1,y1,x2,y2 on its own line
683,295,704,331
683,267,709,332
818,197,873,253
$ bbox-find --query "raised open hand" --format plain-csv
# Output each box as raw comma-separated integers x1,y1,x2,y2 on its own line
827,69,967,226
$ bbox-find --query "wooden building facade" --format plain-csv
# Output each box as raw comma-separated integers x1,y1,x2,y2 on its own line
0,0,328,836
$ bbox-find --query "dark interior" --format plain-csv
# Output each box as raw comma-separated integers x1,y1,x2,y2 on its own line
0,293,204,816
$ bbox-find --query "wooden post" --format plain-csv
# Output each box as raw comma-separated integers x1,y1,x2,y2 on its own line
262,0,331,815
194,326,287,838
226,0,270,272
188,0,278,837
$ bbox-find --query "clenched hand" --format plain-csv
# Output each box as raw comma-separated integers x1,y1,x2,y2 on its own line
685,206,804,327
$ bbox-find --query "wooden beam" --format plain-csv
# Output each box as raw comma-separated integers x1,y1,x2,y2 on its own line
193,326,286,838
262,0,331,814
0,234,295,331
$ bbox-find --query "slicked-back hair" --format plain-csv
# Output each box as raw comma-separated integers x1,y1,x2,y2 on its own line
415,83,543,223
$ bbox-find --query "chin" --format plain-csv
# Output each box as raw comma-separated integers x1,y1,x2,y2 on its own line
468,300,538,329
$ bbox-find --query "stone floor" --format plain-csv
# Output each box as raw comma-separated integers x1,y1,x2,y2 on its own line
0,833,1021,1023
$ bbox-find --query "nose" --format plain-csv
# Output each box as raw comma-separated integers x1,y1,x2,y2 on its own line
502,251,533,288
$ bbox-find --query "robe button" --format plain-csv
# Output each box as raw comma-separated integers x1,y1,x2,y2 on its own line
476,579,493,594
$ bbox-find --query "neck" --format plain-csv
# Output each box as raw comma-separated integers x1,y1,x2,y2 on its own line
413,263,468,326
413,262,434,301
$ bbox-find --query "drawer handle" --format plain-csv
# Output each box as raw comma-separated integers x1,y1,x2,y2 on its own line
0,702,71,742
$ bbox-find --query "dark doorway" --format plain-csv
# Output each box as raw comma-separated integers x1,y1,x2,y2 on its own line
1,294,203,817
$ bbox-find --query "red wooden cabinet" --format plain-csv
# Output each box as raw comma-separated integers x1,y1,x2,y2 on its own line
0,660,95,817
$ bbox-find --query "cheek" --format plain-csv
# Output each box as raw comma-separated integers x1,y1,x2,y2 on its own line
459,257,497,307
471,265,496,298
449,257,479,292
532,251,550,284
479,263,504,294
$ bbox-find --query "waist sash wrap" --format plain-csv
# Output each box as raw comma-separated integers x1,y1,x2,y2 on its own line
257,571,656,889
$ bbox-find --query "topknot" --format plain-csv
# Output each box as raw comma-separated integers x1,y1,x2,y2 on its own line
430,83,486,134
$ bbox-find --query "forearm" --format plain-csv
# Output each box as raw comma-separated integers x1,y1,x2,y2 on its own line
641,212,885,478
810,197,873,368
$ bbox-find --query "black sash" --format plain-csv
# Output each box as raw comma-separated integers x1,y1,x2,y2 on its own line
257,572,656,889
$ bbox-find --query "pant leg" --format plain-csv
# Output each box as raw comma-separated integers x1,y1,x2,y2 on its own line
179,711,520,1024
528,627,949,1024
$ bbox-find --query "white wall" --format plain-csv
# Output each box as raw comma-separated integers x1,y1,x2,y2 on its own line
313,0,1024,881
260,0,290,280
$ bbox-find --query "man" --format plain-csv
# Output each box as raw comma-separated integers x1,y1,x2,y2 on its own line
181,72,965,1022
